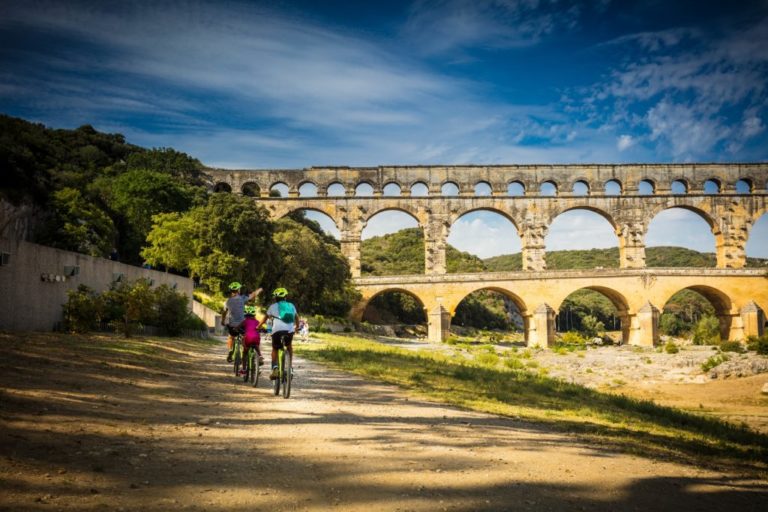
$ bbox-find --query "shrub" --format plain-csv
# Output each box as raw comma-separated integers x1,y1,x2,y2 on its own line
701,353,730,372
719,341,744,353
659,313,686,336
475,352,500,367
664,340,679,354
692,315,721,346
580,314,604,338
504,356,525,370
62,285,103,333
559,331,588,346
155,284,190,336
103,279,158,337
746,334,768,355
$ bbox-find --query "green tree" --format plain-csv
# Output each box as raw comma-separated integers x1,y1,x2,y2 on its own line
271,217,359,316
94,169,198,264
142,193,278,294
125,147,206,186
692,315,721,345
103,279,156,337
37,187,116,257
580,314,605,338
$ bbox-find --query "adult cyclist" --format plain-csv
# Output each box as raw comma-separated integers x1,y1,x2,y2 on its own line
221,282,262,362
261,287,299,380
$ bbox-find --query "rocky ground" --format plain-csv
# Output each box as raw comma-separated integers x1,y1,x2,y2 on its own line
1,332,767,511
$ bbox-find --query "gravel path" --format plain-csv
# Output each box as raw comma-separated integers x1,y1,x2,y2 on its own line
1,334,767,511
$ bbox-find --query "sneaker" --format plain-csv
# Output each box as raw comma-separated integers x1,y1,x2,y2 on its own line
269,367,279,380
226,351,233,363
258,356,264,366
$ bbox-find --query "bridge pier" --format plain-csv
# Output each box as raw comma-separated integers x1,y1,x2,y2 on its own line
428,305,451,343
527,304,556,348
628,302,660,346
740,301,765,339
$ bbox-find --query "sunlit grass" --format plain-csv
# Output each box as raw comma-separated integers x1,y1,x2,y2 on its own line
298,333,768,469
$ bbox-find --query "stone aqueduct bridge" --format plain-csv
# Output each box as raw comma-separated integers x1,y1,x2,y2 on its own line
205,164,768,346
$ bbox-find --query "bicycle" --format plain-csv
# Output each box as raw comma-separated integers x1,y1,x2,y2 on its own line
232,331,244,377
272,333,293,399
243,344,262,387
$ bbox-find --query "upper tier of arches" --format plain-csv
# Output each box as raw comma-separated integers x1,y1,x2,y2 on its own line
208,164,768,199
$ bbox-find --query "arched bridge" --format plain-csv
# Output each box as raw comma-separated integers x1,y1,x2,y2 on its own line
205,164,768,346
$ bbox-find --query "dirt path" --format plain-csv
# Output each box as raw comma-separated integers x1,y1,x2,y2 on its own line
1,333,767,511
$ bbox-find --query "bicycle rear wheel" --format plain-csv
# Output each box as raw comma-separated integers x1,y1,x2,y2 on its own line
282,351,292,399
273,350,281,396
253,351,261,387
233,344,241,377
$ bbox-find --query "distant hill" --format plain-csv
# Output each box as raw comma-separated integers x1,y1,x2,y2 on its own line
362,229,768,274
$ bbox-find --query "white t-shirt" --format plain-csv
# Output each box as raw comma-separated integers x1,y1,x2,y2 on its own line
267,301,297,333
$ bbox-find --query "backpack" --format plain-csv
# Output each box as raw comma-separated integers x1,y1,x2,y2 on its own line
277,301,296,323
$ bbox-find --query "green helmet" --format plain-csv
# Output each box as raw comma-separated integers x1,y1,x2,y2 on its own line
244,305,257,315
272,287,288,298
228,281,242,291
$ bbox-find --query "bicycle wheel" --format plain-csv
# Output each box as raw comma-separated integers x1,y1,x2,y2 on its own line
243,349,250,382
253,351,261,387
273,350,281,396
233,344,241,377
282,351,292,399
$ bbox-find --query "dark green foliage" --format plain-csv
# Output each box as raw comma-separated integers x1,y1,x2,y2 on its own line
659,313,686,336
124,148,205,186
746,335,768,355
361,228,425,275
692,315,721,346
271,217,359,316
453,291,513,330
445,246,486,273
365,292,426,324
287,210,340,247
719,341,745,353
558,289,618,333
154,284,192,336
102,279,156,337
36,187,117,257
0,115,139,204
62,285,104,333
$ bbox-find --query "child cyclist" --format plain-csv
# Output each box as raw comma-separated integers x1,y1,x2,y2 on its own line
237,305,264,368
260,287,299,380
221,282,262,362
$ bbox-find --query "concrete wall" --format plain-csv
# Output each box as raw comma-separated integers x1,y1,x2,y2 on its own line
192,300,223,335
0,238,194,332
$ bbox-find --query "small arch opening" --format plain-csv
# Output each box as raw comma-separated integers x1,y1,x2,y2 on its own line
355,182,374,197
604,180,621,196
638,180,655,195
213,182,232,193
703,179,720,194
270,182,289,197
508,181,525,196
540,181,557,197
241,182,260,197
410,182,429,197
383,183,402,197
298,182,318,197
474,181,492,196
671,180,688,195
326,182,346,197
572,181,589,196
442,182,460,196
735,179,752,194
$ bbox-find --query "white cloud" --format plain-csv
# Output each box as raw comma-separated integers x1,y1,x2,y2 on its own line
616,134,633,151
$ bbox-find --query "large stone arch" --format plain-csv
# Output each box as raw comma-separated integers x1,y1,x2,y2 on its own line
447,286,529,342
363,205,426,229
552,285,631,344
660,285,735,341
644,203,722,252
351,286,428,322
447,205,521,233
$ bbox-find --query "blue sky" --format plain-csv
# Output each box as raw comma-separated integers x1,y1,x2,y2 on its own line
1,0,767,258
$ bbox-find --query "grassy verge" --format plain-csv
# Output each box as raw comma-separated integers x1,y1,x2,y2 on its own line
297,333,768,471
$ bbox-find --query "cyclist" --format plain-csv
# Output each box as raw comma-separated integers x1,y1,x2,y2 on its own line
260,287,299,380
238,305,264,367
221,282,262,362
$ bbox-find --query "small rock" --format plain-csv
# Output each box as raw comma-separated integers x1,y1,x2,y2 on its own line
197,418,212,426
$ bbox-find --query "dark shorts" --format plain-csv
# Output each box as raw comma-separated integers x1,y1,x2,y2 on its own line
271,331,294,350
226,325,243,337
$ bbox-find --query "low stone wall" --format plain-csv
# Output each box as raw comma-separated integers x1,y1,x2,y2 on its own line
0,238,194,332
192,300,223,335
